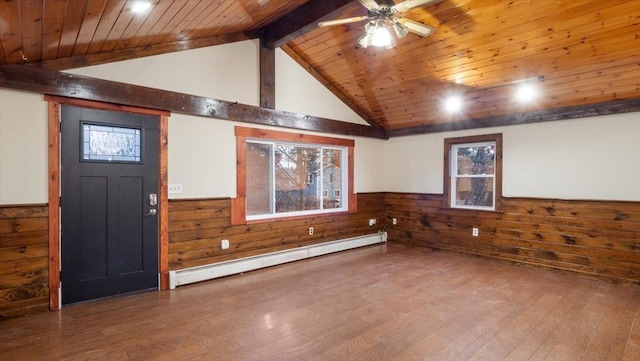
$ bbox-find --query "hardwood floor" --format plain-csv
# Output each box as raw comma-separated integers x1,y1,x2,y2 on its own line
1,243,639,360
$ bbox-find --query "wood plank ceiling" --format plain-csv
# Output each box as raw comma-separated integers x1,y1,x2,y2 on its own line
0,0,638,134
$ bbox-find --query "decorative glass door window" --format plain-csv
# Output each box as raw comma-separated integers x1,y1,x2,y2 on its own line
82,123,142,162
450,142,496,210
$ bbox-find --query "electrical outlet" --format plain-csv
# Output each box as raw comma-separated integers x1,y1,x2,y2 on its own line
168,183,183,194
221,239,229,250
309,227,314,235
369,219,376,227
472,228,479,237
392,218,397,225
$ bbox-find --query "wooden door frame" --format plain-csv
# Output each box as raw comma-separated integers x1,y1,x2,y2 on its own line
46,96,170,310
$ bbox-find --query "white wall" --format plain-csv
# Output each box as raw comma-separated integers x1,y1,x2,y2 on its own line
0,41,638,204
385,112,640,201
166,114,384,198
68,41,369,125
275,48,368,125
0,89,48,204
69,41,261,106
67,40,384,199
166,114,237,197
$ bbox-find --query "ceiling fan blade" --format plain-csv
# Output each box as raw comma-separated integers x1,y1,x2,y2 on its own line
357,0,380,11
318,16,370,27
396,17,435,37
392,0,443,13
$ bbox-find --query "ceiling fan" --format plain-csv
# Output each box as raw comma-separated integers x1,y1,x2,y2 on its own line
318,0,442,49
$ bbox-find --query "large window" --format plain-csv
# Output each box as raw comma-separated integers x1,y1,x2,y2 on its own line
233,127,355,224
444,134,503,211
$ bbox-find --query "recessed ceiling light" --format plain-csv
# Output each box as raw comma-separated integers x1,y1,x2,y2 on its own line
514,82,539,103
131,1,151,14
443,95,463,113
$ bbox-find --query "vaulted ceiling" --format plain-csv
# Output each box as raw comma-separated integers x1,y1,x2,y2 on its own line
0,0,639,136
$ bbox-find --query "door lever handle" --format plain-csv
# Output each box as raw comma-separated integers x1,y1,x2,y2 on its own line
145,209,157,216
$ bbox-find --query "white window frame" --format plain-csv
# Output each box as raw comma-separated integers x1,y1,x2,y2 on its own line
450,141,496,211
245,139,348,221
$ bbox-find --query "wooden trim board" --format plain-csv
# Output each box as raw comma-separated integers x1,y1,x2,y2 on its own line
46,96,170,310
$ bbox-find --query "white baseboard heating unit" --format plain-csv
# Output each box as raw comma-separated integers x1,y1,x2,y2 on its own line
169,232,387,289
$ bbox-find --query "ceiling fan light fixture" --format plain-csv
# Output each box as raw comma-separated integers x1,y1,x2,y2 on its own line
372,25,395,48
320,0,439,49
358,21,375,48
393,21,409,39
358,33,373,48
359,20,396,49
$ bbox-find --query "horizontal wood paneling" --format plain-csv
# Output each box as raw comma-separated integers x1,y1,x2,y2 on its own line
384,193,640,284
0,0,308,67
4,192,636,321
0,205,49,320
168,193,386,270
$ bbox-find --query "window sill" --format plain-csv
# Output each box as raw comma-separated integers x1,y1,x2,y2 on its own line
246,211,351,225
438,207,504,214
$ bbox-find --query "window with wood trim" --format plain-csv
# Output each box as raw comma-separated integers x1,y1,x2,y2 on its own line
232,127,356,225
444,134,503,211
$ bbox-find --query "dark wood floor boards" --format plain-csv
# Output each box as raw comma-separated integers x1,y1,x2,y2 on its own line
0,243,639,360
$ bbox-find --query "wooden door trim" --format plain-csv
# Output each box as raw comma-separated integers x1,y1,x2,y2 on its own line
47,96,170,311
47,101,61,311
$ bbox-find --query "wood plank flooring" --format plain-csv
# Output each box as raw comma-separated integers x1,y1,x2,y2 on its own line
1,243,639,360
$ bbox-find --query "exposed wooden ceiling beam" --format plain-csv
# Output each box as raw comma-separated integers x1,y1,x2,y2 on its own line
388,99,640,137
40,33,250,71
0,65,387,139
257,0,361,49
260,40,276,109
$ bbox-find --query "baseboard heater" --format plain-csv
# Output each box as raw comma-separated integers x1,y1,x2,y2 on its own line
169,232,387,289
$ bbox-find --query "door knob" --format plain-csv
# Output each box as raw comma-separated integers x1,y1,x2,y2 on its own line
145,209,157,216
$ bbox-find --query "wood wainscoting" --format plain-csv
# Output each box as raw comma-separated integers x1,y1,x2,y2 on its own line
0,204,49,320
384,193,640,284
3,192,637,320
168,193,386,270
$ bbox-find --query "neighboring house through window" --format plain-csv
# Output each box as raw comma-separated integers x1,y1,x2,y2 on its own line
444,133,503,211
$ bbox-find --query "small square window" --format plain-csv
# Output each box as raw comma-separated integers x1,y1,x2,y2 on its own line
444,134,502,211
